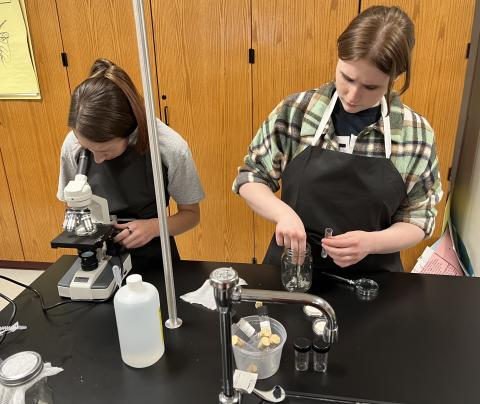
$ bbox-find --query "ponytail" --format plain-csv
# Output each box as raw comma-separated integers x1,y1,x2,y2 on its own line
69,58,149,154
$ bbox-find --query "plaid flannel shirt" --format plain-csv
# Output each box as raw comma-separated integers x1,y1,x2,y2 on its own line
233,82,443,238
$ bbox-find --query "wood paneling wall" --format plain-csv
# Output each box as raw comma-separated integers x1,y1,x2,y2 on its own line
55,0,158,101
0,0,71,262
152,0,254,262
362,0,476,270
0,150,24,261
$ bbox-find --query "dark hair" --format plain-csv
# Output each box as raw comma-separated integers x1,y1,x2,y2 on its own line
68,58,149,154
337,6,415,109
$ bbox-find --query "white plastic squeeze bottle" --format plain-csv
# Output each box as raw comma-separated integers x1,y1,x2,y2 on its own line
113,274,165,367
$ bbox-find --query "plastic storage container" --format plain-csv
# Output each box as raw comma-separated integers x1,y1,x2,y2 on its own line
232,315,287,379
113,274,165,368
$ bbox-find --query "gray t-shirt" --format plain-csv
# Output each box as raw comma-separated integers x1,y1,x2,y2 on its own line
57,119,205,206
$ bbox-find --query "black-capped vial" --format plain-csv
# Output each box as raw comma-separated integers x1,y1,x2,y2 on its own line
293,337,311,371
312,339,330,372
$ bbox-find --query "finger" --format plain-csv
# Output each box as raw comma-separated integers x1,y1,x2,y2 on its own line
113,226,133,243
275,230,285,247
113,223,129,229
121,233,138,249
289,238,301,264
322,236,352,248
113,228,130,243
297,235,307,265
321,244,351,258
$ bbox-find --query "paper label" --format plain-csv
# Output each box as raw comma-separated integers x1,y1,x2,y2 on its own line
238,318,255,338
233,369,258,394
260,320,271,334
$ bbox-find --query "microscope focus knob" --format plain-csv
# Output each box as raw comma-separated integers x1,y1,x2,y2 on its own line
80,250,98,271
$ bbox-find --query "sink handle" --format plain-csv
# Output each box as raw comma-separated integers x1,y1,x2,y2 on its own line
252,385,286,402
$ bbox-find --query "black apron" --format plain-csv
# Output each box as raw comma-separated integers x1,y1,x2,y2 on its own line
86,145,180,271
264,91,407,274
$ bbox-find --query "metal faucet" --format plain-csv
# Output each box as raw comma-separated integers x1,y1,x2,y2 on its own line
210,267,338,404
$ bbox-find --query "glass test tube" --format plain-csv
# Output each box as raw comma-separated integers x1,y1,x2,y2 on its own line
321,227,333,258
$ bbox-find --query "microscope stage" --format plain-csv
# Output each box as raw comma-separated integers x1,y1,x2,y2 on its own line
51,224,114,249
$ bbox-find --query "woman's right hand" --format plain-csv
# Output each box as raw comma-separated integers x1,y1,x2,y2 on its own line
275,210,307,262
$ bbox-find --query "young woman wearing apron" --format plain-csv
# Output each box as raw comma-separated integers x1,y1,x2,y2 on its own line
233,6,442,276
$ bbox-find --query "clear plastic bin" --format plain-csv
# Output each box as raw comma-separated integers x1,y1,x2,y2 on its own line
232,315,287,379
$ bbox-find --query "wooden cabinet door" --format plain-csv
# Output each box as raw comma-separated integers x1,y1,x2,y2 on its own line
55,0,158,104
0,0,71,262
151,0,254,262
362,0,476,270
0,150,24,261
251,0,359,262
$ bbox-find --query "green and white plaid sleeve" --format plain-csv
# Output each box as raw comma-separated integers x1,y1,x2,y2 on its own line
392,109,443,238
232,97,303,194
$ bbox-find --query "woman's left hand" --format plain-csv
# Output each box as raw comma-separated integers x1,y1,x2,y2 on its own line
113,219,159,249
321,231,374,268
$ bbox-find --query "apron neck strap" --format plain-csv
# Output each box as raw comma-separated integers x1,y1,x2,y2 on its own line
312,91,392,158
381,97,391,159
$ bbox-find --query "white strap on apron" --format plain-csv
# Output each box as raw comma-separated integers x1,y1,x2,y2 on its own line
312,91,392,158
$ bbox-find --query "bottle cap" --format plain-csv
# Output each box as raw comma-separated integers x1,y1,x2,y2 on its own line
126,274,142,285
312,339,330,353
0,351,43,386
293,337,312,353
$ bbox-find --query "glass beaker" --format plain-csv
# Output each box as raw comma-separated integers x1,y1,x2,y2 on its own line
281,244,312,292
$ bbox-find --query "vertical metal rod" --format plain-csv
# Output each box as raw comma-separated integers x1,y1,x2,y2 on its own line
132,0,182,329
219,309,234,397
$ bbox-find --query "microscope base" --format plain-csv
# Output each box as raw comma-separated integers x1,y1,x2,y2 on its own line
58,254,131,300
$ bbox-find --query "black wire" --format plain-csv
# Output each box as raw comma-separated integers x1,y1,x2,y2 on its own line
0,275,116,312
0,291,17,345
0,251,125,344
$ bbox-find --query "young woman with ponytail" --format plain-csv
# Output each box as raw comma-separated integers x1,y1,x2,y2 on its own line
58,59,204,272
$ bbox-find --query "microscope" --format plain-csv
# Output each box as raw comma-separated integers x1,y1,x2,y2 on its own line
51,150,132,300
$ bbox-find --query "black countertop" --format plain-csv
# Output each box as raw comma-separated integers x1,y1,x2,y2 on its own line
1,256,479,404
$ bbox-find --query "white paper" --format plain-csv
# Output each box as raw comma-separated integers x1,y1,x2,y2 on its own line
233,369,258,394
180,276,247,310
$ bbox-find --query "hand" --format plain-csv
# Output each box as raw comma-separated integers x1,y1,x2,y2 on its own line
275,211,306,263
321,230,374,268
113,219,159,249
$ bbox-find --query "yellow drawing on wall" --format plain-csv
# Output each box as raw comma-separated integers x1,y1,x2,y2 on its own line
0,0,41,99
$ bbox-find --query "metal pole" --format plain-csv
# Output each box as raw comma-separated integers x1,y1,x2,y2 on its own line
132,0,182,329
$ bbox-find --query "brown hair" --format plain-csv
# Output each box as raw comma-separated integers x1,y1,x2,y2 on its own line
68,58,149,154
337,6,415,110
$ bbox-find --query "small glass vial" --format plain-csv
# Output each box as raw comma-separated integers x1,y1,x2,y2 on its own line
293,337,311,371
281,244,312,292
312,338,330,373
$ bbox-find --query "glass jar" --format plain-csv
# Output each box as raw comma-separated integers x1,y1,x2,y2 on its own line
281,244,312,292
0,351,54,404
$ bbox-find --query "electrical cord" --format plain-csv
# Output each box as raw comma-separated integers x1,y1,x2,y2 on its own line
0,291,16,345
0,275,115,312
0,273,119,346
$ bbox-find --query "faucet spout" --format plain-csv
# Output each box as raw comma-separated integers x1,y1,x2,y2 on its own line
233,287,338,344
209,267,338,404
